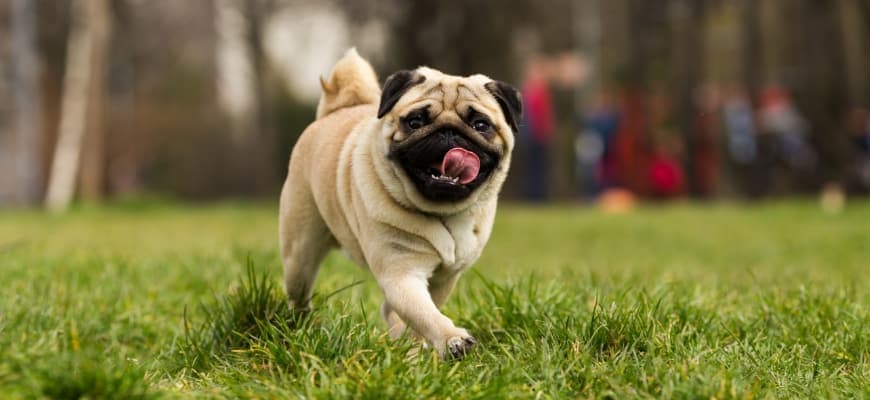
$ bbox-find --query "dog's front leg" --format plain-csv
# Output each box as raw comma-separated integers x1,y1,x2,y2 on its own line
375,270,475,359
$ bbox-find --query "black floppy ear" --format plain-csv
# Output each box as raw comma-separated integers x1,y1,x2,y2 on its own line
378,70,426,118
485,81,523,133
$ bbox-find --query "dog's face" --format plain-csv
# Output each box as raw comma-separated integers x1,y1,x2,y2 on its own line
374,67,521,213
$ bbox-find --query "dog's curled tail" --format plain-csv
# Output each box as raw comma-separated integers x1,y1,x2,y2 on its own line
316,48,381,119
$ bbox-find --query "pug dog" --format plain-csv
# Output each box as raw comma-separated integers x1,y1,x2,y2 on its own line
278,49,520,359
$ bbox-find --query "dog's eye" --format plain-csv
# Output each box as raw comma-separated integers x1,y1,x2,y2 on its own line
406,116,426,130
472,119,491,132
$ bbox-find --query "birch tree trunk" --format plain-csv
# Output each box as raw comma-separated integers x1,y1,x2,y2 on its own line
45,0,110,211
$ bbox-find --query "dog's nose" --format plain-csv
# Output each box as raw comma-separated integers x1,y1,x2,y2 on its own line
439,129,460,144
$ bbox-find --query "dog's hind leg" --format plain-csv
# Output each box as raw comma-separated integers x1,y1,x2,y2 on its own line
380,302,409,339
279,183,334,312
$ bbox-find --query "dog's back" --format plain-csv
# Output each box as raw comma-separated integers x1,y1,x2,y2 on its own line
316,48,380,119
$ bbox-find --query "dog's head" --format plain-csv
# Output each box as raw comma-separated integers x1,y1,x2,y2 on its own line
373,67,521,214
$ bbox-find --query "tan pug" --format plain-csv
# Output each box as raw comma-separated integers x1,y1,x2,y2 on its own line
278,49,521,359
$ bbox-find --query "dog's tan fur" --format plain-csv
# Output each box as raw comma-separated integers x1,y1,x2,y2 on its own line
279,49,517,357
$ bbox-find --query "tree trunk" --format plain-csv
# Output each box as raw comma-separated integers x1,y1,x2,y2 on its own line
795,0,850,182
838,0,868,106
45,0,110,211
676,0,705,196
242,0,278,192
741,0,761,106
78,0,110,200
215,0,255,139
10,0,44,204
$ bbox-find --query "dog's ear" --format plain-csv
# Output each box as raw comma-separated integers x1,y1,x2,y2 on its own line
378,70,426,118
485,81,523,133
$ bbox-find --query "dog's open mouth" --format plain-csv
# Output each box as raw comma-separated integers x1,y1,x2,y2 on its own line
392,129,499,202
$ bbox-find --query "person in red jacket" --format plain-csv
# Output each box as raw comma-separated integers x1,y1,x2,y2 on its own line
520,56,556,201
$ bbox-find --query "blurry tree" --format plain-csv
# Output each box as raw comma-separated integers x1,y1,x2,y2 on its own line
674,0,706,196
241,0,276,142
9,0,43,204
336,0,574,80
741,0,760,105
839,0,868,107
37,0,72,194
78,0,110,200
791,0,851,185
215,0,286,193
45,0,110,211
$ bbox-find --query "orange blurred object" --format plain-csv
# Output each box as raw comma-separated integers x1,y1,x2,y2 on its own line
596,188,636,214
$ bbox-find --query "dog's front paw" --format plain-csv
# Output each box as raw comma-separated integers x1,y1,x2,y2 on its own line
285,302,313,327
445,333,477,359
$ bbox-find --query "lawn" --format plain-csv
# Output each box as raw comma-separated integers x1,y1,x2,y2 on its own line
0,200,867,398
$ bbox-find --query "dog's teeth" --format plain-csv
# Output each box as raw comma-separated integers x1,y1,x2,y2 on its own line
430,173,459,183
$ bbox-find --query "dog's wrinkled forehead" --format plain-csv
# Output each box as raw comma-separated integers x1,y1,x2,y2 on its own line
378,67,522,134
389,69,492,115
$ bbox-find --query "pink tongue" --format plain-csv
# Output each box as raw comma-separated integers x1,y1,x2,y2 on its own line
441,147,480,185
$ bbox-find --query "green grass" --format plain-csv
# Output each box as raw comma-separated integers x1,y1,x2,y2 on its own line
0,200,867,398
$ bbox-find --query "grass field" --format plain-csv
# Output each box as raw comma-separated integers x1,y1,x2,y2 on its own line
0,200,867,398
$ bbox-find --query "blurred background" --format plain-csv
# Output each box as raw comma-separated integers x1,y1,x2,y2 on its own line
1,0,869,209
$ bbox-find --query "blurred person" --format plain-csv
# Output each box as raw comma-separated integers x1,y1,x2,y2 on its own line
645,86,686,199
575,128,605,197
722,84,758,197
612,89,646,194
577,90,620,196
648,135,686,199
759,86,816,171
519,55,556,201
722,85,758,165
846,107,870,191
691,84,722,198
753,85,816,195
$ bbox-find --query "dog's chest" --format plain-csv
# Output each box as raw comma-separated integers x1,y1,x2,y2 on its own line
437,214,485,272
